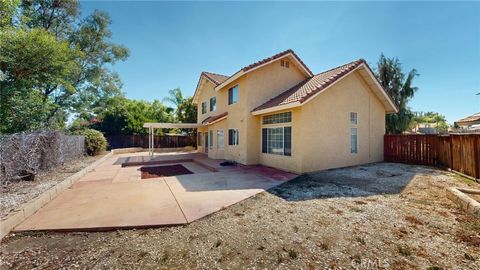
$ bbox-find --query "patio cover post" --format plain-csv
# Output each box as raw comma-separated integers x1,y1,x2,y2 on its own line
148,126,153,156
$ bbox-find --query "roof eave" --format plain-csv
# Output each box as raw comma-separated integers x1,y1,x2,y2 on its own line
251,102,301,116
214,52,313,92
193,73,221,104
359,63,398,114
203,115,228,126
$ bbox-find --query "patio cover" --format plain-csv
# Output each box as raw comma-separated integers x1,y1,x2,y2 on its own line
143,123,201,156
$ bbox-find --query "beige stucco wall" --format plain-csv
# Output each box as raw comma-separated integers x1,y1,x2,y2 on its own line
195,58,386,173
257,107,303,173
243,56,307,165
195,56,306,165
196,79,227,125
196,75,248,163
297,70,386,173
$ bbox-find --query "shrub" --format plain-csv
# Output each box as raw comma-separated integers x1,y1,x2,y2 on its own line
75,129,107,156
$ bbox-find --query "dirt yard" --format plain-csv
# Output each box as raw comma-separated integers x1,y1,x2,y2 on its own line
1,163,479,269
0,153,106,219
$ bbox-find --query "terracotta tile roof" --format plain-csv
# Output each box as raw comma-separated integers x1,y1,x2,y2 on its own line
201,112,228,125
457,112,480,124
202,72,229,85
241,49,313,76
253,59,366,112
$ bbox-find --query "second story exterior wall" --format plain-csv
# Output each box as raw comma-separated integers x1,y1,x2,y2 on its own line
243,57,308,164
196,79,227,124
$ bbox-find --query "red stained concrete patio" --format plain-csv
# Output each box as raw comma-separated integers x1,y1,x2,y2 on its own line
14,152,297,231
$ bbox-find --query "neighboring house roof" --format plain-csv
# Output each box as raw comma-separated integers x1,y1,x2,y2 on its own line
252,59,398,114
456,112,480,126
201,112,228,125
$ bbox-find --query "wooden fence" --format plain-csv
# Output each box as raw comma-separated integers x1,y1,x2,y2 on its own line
384,134,480,180
107,135,196,149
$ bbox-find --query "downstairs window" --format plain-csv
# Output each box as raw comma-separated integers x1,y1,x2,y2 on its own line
262,127,291,156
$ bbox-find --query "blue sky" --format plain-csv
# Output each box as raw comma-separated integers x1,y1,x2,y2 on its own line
81,1,480,123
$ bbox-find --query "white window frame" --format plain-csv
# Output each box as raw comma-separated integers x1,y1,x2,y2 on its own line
228,129,239,146
217,130,224,149
350,112,358,125
201,101,207,114
210,97,216,112
209,130,213,149
228,85,238,105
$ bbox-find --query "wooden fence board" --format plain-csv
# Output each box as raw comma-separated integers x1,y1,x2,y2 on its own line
107,135,196,149
384,134,479,180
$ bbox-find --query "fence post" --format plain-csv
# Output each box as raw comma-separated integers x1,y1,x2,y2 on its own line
449,135,454,170
474,135,480,180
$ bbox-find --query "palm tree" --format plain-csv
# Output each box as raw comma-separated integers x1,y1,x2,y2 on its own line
162,88,184,108
376,54,419,134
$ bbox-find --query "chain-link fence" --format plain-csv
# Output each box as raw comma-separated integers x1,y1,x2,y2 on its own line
0,131,85,184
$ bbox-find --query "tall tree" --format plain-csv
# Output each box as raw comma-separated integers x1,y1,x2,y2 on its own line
376,54,419,134
0,0,20,28
176,97,197,124
163,88,184,108
0,0,128,133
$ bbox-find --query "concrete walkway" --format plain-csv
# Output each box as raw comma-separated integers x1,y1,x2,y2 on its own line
14,152,297,231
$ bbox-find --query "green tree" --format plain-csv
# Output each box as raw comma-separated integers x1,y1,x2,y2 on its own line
0,0,20,28
0,0,128,133
163,88,184,108
411,112,449,132
176,97,197,124
376,54,419,134
88,97,174,136
176,96,197,135
0,28,81,133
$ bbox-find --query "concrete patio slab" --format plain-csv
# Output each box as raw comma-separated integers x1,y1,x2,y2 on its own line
165,170,288,222
14,151,297,232
15,180,187,231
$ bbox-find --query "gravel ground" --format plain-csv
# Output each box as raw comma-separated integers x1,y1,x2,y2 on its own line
0,154,106,218
1,162,480,269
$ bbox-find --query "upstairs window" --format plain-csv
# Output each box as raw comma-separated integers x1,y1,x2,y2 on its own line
228,85,238,105
228,129,239,145
201,102,207,114
262,112,292,125
210,97,216,112
350,112,358,125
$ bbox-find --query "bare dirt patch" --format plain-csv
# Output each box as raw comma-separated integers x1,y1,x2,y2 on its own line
1,163,479,269
0,154,106,218
140,164,193,179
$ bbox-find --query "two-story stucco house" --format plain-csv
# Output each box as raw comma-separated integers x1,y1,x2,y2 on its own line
192,49,397,173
